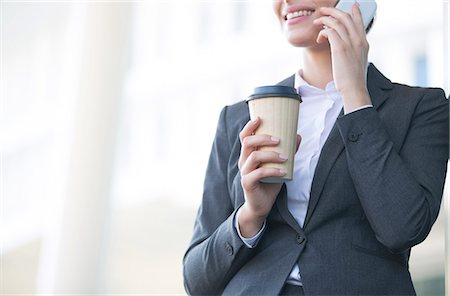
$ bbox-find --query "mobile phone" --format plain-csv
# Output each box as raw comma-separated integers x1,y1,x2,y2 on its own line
335,0,377,30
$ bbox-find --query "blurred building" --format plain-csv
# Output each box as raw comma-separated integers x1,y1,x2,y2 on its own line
1,0,448,295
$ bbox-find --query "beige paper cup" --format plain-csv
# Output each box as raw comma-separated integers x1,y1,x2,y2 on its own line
247,86,301,183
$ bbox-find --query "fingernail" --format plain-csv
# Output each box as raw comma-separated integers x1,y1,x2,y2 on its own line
355,1,360,6
271,136,280,142
279,169,287,176
279,154,288,161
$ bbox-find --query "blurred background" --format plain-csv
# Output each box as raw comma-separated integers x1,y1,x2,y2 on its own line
1,0,449,295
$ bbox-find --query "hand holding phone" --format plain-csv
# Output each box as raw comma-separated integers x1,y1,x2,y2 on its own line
313,2,373,113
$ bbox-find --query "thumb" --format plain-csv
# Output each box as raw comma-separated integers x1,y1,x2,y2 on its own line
296,134,302,152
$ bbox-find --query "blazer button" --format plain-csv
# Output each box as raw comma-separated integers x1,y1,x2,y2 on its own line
225,243,234,256
348,133,360,142
296,235,305,244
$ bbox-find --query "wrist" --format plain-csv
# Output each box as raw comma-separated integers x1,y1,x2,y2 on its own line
238,204,266,238
341,88,372,114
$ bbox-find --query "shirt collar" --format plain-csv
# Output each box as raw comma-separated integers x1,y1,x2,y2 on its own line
294,64,370,98
294,69,337,98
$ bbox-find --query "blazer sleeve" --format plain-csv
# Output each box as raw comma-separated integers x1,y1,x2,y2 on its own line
183,106,256,295
336,88,449,253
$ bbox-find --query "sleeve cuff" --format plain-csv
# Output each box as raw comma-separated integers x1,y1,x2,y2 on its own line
344,104,373,115
233,207,266,248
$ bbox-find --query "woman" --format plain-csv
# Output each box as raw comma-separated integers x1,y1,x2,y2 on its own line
183,0,449,295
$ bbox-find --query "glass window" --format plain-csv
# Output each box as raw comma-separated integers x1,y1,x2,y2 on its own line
415,54,428,87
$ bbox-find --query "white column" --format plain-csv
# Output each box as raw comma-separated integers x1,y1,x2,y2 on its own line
445,2,449,295
445,1,449,96
37,3,133,294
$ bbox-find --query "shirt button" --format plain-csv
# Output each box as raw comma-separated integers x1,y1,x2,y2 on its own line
348,133,360,142
225,243,234,256
296,234,305,244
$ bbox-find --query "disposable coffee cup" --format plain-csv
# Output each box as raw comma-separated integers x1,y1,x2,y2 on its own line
246,85,301,183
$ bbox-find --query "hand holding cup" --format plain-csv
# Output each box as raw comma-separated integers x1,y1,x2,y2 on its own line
238,85,302,237
238,119,301,237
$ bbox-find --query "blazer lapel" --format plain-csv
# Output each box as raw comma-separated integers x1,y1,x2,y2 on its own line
302,63,393,228
276,184,303,234
302,113,345,228
366,63,393,110
277,74,295,88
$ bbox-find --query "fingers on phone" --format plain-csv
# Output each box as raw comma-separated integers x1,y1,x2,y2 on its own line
351,2,365,33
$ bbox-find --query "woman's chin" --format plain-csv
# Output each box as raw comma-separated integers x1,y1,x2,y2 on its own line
284,31,318,48
286,37,317,48
285,33,328,49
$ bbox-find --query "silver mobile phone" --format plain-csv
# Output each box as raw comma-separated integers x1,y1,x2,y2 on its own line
335,0,377,29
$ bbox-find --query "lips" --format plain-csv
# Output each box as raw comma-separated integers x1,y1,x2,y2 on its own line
283,6,316,21
286,10,315,20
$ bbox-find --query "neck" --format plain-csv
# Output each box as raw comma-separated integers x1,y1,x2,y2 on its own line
301,45,333,90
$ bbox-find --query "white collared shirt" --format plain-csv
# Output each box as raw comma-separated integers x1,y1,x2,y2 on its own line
235,70,372,286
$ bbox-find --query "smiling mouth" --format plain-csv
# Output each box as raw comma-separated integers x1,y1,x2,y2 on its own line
285,10,315,21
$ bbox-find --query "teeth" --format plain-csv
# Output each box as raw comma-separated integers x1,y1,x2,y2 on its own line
286,10,314,20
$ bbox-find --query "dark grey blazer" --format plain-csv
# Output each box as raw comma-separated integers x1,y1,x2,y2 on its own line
183,64,449,295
